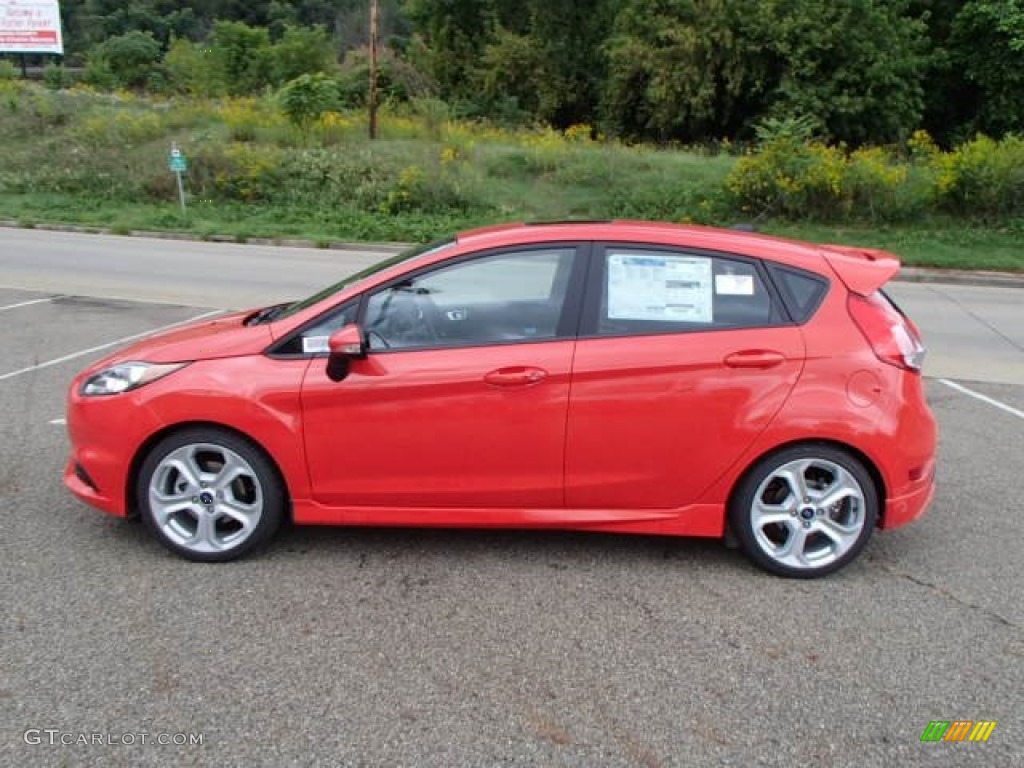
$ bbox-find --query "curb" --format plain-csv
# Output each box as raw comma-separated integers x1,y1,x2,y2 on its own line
2,221,1021,287
894,267,1024,289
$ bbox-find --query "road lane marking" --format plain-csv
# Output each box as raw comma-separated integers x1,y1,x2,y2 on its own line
938,378,1024,421
0,310,223,382
49,418,66,425
0,295,67,311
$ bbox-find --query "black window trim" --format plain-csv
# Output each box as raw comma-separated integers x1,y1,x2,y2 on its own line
267,241,591,359
578,242,795,340
763,262,831,324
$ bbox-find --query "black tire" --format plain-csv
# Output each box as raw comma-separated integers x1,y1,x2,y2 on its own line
137,427,285,562
728,444,878,578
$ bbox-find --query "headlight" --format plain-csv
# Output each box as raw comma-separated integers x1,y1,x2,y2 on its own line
80,361,189,396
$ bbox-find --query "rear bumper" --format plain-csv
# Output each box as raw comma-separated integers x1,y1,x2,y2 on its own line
882,458,935,529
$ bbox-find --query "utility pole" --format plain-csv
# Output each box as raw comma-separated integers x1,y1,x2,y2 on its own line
368,0,379,140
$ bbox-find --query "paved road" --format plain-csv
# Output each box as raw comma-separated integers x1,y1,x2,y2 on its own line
0,233,1022,767
0,228,393,308
1,228,1019,386
887,283,1024,387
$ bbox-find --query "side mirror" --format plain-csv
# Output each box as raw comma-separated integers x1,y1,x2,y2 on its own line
328,324,366,359
326,324,365,382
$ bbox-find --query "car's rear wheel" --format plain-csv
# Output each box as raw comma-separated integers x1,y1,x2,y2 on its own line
729,444,877,578
137,428,284,562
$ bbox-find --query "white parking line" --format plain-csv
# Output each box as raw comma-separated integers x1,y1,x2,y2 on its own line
0,310,223,383
938,378,1024,421
0,295,67,311
49,418,66,425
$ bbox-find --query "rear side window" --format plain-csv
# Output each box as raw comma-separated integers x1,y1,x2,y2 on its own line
767,265,829,323
595,248,777,336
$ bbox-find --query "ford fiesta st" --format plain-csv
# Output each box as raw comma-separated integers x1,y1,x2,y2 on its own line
65,221,936,577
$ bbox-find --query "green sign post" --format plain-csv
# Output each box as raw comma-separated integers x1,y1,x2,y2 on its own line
169,143,188,218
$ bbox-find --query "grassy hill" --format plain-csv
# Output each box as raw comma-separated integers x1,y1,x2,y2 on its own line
1,82,1021,271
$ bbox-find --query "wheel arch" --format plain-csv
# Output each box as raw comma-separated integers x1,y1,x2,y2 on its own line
727,438,887,526
125,421,292,520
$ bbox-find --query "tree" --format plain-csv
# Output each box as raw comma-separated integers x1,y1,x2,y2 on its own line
404,0,499,104
270,24,337,85
753,0,929,144
209,20,273,95
86,30,163,89
603,0,768,142
602,0,929,145
482,1,616,127
950,0,1024,136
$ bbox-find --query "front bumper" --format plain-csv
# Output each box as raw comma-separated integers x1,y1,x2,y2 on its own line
64,387,160,518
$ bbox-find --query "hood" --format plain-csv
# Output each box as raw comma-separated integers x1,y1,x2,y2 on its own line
90,310,273,369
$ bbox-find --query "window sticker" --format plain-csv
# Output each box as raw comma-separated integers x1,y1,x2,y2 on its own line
607,253,713,323
715,273,755,296
302,335,330,354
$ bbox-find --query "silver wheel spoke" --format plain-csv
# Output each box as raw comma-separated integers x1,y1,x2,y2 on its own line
188,510,220,551
752,502,795,528
181,452,206,488
218,499,258,534
777,463,811,503
816,470,860,510
775,523,808,567
815,516,860,549
153,500,193,525
214,452,248,491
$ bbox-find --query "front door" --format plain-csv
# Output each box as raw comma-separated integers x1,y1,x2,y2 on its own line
301,244,585,508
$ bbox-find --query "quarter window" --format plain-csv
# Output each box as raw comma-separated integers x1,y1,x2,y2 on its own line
364,248,576,351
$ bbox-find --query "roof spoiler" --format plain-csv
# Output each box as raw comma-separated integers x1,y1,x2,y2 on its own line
821,245,901,296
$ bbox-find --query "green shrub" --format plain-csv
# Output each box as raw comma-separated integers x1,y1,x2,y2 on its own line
938,134,1024,219
191,143,284,202
279,73,338,132
270,24,336,85
42,63,73,90
0,60,18,81
726,138,847,219
163,38,223,97
844,147,912,221
381,164,471,214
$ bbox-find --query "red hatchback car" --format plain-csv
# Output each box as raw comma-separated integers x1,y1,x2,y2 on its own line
65,221,936,577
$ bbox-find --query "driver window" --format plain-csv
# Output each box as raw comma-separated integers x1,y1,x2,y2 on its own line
364,248,575,351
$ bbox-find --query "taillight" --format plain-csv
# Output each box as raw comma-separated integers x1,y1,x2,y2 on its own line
847,292,926,371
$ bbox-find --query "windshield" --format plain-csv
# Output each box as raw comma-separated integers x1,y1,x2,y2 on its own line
270,238,456,322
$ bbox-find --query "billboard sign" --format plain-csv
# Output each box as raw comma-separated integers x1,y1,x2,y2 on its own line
0,0,63,55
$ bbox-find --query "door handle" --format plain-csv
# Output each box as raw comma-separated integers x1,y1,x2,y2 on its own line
484,366,548,387
723,350,786,369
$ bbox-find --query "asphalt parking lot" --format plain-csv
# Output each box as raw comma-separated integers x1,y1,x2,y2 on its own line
1,285,1022,768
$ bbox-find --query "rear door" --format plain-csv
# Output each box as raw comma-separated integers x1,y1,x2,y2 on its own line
565,244,806,509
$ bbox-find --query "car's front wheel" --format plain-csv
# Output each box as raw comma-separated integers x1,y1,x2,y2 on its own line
137,428,284,562
729,444,878,578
